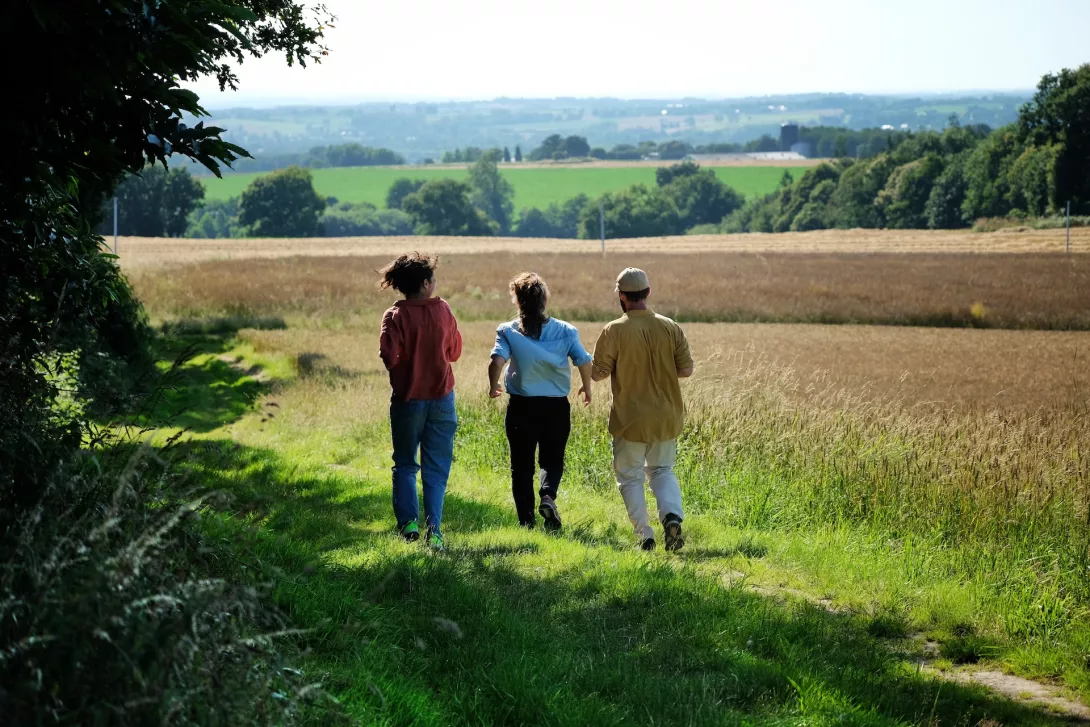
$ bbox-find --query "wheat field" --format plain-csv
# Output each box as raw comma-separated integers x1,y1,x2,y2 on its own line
129,249,1090,330
112,227,1090,270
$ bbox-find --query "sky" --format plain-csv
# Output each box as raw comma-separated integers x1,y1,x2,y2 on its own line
188,0,1090,106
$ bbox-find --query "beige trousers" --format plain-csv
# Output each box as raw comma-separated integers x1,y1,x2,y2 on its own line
612,437,684,541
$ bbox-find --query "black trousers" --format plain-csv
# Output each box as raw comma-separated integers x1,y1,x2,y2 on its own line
504,395,571,525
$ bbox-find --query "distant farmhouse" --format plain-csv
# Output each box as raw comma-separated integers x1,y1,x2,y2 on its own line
687,123,812,162
686,151,808,163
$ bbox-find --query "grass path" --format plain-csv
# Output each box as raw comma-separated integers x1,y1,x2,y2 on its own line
156,334,1089,726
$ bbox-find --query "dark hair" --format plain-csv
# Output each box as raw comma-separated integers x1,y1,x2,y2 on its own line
621,287,650,302
509,272,549,339
378,252,437,295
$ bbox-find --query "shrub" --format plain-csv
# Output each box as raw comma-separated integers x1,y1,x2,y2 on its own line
0,442,344,725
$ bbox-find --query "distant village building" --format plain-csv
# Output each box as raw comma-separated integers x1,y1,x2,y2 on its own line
779,123,800,151
686,151,808,163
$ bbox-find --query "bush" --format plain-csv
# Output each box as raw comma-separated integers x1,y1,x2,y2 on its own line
0,442,343,725
322,202,414,236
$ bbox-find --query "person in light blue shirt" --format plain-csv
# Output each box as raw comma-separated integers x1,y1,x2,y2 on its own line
488,272,593,530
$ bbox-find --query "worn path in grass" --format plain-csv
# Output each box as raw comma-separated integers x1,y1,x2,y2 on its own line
143,331,1090,726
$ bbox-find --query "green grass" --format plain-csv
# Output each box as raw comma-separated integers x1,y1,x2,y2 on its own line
143,331,1090,725
200,166,806,211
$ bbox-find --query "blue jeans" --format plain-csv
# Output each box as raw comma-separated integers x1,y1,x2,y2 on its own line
390,391,458,535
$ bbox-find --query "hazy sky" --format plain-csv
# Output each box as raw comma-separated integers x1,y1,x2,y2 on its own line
188,0,1090,105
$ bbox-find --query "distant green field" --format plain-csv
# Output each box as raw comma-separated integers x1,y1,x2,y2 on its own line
200,166,806,211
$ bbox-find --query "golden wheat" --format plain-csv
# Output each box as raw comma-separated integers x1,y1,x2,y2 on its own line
130,251,1090,330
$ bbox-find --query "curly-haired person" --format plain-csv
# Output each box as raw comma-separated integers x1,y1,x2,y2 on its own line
378,253,463,551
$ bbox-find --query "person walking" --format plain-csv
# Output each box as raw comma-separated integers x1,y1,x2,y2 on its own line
591,267,694,551
378,253,462,551
488,272,593,530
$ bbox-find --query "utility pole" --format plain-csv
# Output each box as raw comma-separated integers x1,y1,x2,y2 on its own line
113,196,119,255
599,200,605,256
1066,200,1071,254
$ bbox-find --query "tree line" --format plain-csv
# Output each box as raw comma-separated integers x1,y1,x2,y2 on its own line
715,65,1089,233
111,64,1090,241
194,142,405,174
475,128,943,163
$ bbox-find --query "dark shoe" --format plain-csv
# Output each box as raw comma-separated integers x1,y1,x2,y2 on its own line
663,514,685,552
640,538,656,551
399,520,420,542
538,495,562,532
519,519,536,530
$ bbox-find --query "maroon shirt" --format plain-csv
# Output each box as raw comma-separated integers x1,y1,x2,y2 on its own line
379,297,463,400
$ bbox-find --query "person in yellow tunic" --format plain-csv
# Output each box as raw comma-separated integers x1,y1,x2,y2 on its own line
591,268,695,551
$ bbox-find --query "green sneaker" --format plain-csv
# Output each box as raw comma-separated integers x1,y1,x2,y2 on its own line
426,528,445,552
399,520,420,542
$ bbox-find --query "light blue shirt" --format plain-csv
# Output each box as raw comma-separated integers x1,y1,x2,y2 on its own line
491,318,592,398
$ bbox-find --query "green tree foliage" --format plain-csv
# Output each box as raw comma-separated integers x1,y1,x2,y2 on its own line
771,163,844,232
441,146,501,164
876,154,945,229
1017,64,1090,213
1,1,338,723
2,0,328,504
386,178,426,210
238,166,326,237
528,135,591,161
790,203,827,232
656,163,744,231
515,145,523,162
227,143,404,173
503,146,512,163
827,155,896,228
468,153,515,233
655,161,701,187
960,129,1021,221
924,156,969,229
108,165,205,237
403,179,496,236
322,202,414,236
579,185,679,239
186,197,241,238
1005,143,1060,217
514,195,590,238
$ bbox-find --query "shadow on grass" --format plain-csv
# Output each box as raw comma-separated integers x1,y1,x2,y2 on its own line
124,333,1081,725
171,437,1080,727
119,334,272,434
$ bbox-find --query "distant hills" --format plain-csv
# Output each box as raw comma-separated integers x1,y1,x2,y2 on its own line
184,92,1031,167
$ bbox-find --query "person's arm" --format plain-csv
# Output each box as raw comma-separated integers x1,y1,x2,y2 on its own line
591,328,615,383
674,326,695,379
576,362,593,406
446,305,463,363
568,327,594,405
379,309,401,371
488,355,506,399
488,326,511,399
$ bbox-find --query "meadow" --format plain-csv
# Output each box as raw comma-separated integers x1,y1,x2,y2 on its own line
199,164,812,209
124,234,1090,725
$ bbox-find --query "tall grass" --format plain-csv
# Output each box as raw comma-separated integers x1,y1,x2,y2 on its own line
455,352,1090,661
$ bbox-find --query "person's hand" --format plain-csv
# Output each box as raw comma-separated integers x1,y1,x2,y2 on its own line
489,384,504,399
578,385,591,407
